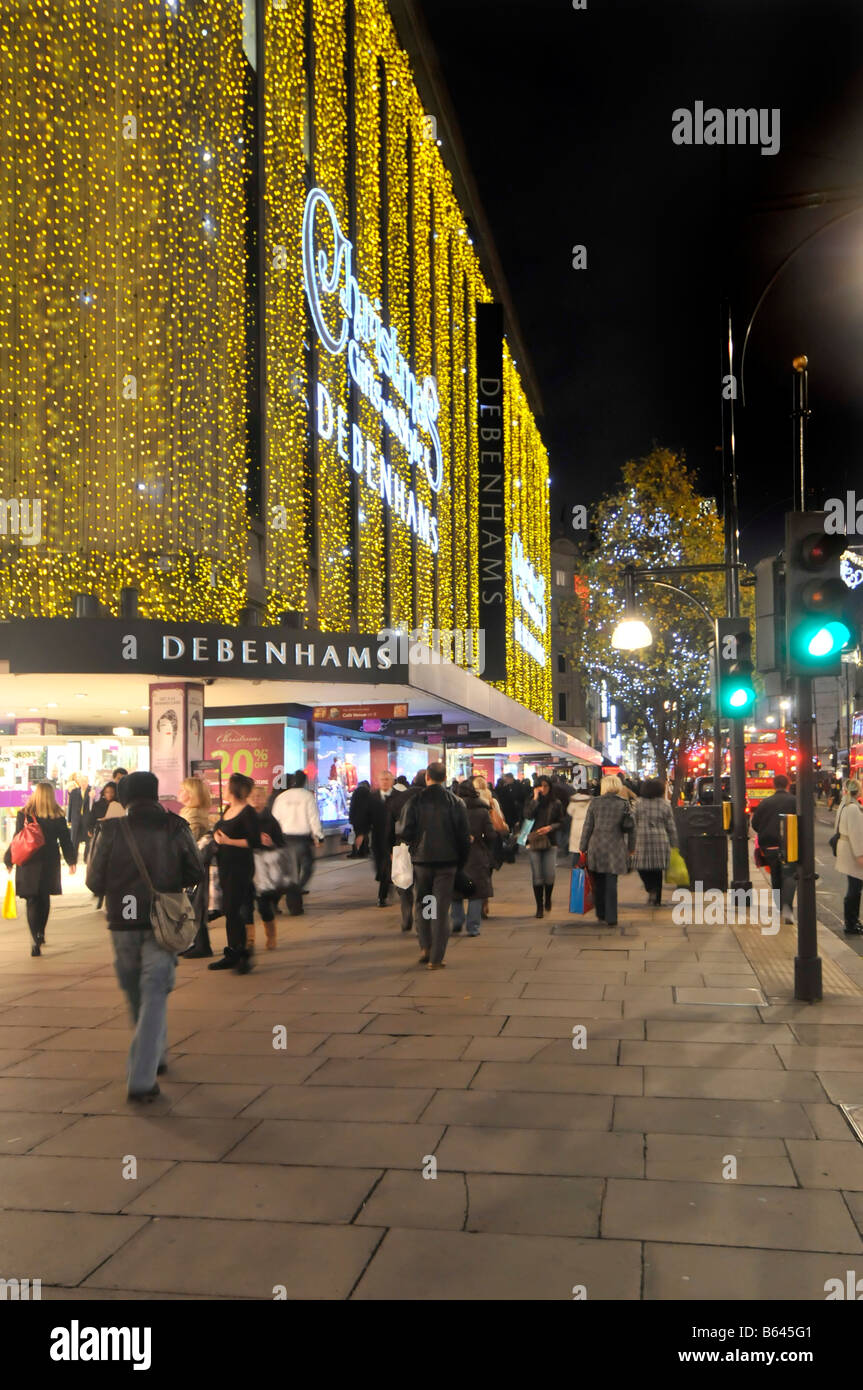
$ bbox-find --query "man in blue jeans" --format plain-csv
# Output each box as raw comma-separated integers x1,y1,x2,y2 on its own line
87,772,202,1101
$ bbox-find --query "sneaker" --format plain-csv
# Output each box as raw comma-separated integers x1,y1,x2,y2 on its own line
781,908,795,924
844,923,863,936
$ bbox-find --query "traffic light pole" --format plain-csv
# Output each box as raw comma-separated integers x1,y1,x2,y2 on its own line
795,675,823,1000
721,300,752,894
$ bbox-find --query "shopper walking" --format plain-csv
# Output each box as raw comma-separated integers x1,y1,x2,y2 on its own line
834,778,863,936
271,770,324,915
471,774,507,917
86,771,202,1100
369,770,396,906
524,776,564,918
207,773,260,973
178,775,215,959
67,772,91,862
396,762,470,969
4,781,77,955
451,782,495,937
567,782,595,861
248,783,285,951
750,774,798,924
387,771,424,931
580,775,636,926
633,778,678,906
348,779,372,857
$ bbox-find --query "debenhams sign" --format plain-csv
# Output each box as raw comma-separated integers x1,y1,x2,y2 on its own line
1,619,412,681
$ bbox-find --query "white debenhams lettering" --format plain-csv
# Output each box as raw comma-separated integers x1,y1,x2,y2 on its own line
511,534,547,666
217,638,233,662
242,640,257,663
163,636,184,660
192,637,208,661
302,186,443,552
49,1321,152,1371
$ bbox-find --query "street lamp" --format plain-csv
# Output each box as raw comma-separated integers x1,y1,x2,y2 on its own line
611,567,653,650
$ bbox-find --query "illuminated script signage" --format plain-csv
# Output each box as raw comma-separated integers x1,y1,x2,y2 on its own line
303,187,442,553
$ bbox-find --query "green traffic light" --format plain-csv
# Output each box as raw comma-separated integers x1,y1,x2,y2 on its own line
799,618,852,661
729,687,751,709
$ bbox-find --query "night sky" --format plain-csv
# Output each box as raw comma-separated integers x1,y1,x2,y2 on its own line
418,0,863,567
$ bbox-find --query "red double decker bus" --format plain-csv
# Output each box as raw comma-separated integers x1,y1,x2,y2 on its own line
744,729,797,811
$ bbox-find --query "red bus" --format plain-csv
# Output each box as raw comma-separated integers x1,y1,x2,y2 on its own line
744,729,797,811
849,712,863,783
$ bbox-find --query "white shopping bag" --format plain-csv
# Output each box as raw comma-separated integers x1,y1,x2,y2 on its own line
391,842,413,890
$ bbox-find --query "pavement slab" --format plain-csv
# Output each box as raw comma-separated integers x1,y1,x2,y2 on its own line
224,1118,446,1169
643,1241,860,1300
435,1124,644,1178
122,1161,380,1223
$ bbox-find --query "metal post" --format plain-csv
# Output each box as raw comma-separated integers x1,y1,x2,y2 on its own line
795,674,822,1000
721,301,751,891
792,356,809,511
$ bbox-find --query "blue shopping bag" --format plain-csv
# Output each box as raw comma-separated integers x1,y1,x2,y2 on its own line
569,865,594,915
516,818,535,848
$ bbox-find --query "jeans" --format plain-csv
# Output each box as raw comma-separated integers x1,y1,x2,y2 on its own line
592,872,618,925
111,929,176,1094
25,892,51,944
283,836,314,889
529,847,557,886
767,855,797,913
638,868,663,904
845,876,863,930
413,864,456,965
451,898,482,935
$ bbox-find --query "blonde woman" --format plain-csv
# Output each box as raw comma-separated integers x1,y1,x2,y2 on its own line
579,775,636,927
3,781,77,956
178,776,215,959
472,774,508,918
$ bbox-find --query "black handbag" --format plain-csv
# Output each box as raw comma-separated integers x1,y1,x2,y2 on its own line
454,867,475,897
829,807,843,857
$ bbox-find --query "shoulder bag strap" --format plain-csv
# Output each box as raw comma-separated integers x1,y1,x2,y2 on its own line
119,818,157,897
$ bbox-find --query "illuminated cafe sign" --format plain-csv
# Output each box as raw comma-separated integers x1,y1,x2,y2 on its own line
302,187,442,554
511,533,546,666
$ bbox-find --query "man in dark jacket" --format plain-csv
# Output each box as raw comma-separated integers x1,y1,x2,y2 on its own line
396,762,470,968
368,770,396,906
86,771,203,1102
387,772,424,931
751,774,797,923
348,780,372,858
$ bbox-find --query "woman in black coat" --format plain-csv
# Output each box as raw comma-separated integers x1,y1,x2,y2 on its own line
524,777,564,918
348,781,372,857
450,782,495,937
4,781,77,955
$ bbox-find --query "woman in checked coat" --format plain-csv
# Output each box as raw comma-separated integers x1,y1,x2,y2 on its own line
633,778,678,906
579,775,636,927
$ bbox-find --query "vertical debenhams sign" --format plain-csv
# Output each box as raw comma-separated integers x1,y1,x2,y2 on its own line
476,302,507,682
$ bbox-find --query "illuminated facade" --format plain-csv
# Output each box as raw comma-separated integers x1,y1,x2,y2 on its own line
0,0,552,720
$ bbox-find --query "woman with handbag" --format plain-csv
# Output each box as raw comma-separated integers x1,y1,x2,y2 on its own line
579,775,636,927
249,784,285,951
524,777,564,918
633,778,679,906
3,781,77,955
451,782,495,936
472,774,508,918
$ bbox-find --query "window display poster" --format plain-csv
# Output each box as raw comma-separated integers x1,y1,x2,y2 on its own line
150,685,186,800
396,743,429,785
316,732,370,823
204,720,287,798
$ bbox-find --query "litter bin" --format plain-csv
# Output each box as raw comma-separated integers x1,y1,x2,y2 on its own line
673,805,729,893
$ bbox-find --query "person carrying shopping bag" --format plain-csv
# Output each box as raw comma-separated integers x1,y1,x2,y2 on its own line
633,778,679,906
524,777,564,918
4,781,77,956
579,775,636,927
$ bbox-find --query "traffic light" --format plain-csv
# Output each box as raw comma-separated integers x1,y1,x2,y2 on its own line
714,617,756,718
785,512,852,676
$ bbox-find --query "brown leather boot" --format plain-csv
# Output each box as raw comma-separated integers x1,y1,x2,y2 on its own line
264,921,276,950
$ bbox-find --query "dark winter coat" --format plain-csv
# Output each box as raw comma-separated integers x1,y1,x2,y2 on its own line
4,812,75,897
524,792,564,834
369,789,397,870
387,785,419,848
580,793,636,875
750,790,796,849
85,798,203,930
457,790,495,899
255,809,285,848
66,786,91,845
397,783,470,866
348,783,372,836
633,796,678,870
495,781,520,830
